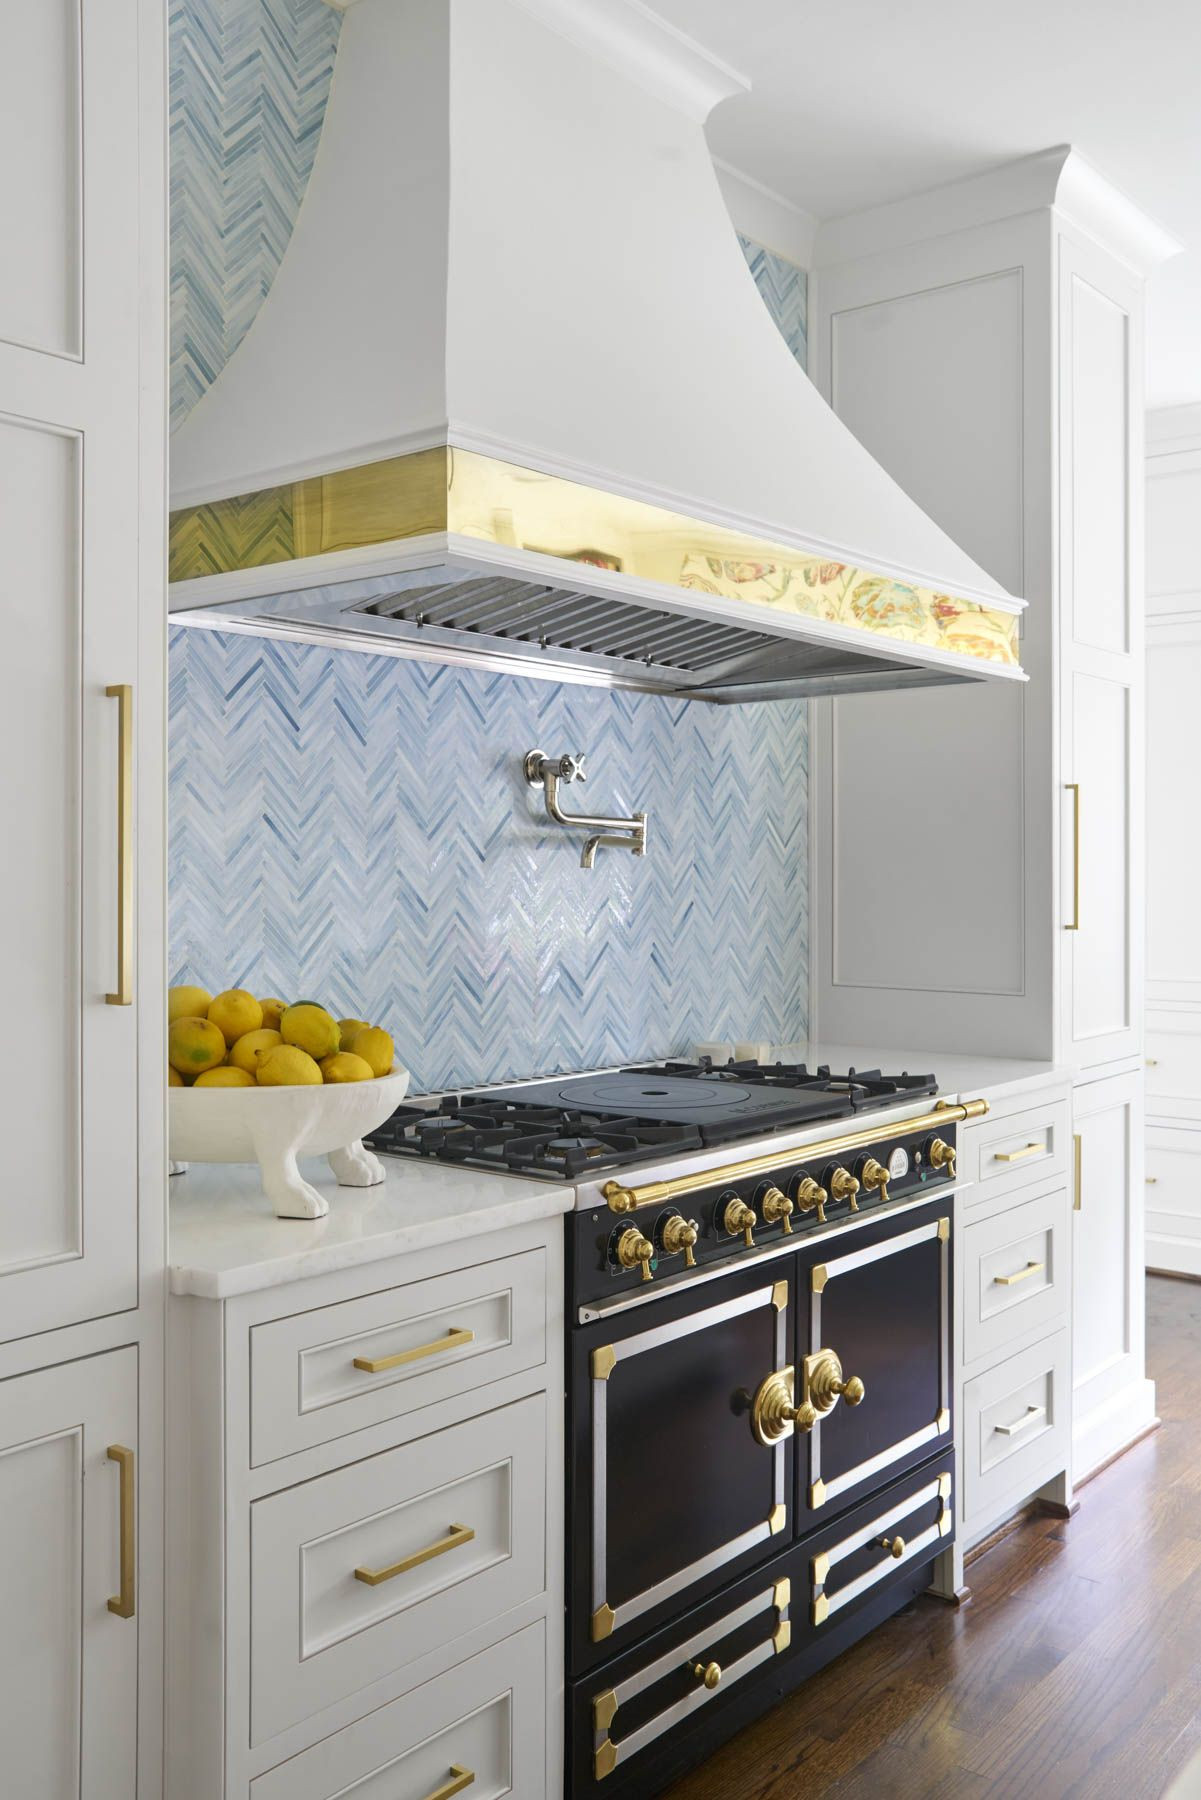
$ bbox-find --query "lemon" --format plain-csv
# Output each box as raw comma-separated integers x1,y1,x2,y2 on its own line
169,984,212,1024
229,1027,283,1074
350,1026,394,1077
168,1016,227,1077
168,1065,184,1087
280,1003,340,1060
258,997,287,1031
320,1051,375,1084
208,989,263,1046
194,1065,256,1088
256,1044,323,1087
337,1018,369,1045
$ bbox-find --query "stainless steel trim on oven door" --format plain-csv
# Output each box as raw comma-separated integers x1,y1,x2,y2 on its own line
810,1471,952,1625
807,1215,951,1511
592,1580,791,1781
589,1281,789,1643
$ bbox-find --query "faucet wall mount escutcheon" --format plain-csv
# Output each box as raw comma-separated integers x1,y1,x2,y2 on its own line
523,749,648,869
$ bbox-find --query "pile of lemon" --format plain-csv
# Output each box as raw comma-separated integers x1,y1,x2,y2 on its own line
168,987,396,1089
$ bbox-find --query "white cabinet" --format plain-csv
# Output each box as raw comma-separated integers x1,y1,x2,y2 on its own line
810,150,1165,1480
0,1348,139,1798
1072,1071,1154,1474
0,0,159,1343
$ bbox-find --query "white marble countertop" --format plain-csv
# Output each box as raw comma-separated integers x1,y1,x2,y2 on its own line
694,1039,1067,1106
169,1158,572,1299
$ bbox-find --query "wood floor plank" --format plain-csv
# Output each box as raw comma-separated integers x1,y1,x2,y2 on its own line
665,1275,1201,1800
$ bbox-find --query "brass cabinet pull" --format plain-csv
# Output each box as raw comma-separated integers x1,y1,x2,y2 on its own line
106,1445,135,1618
354,1522,474,1586
994,1403,1046,1439
1073,1132,1082,1212
1065,782,1080,930
421,1769,475,1800
1146,1177,1159,1185
993,1142,1044,1163
104,684,133,1005
993,1259,1045,1287
878,1535,905,1559
1145,1058,1159,1067
353,1325,474,1373
690,1660,722,1689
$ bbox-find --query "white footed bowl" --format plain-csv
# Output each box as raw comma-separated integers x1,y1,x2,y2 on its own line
169,1069,410,1219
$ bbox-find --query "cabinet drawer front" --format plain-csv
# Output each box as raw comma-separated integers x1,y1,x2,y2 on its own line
961,1098,1069,1208
1145,1026,1201,1125
963,1330,1069,1524
249,1622,545,1800
250,1396,545,1747
250,1250,546,1465
963,1184,1069,1366
809,1460,953,1629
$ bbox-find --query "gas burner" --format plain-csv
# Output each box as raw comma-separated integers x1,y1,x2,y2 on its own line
366,1059,941,1182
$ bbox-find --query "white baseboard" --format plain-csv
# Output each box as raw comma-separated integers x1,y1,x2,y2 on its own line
1147,1237,1201,1280
1073,1377,1158,1483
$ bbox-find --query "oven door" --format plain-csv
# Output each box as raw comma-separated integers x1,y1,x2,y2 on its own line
795,1198,952,1520
571,1264,795,1671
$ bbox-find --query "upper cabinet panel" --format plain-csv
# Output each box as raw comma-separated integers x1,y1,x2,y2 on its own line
1067,271,1130,656
0,0,81,358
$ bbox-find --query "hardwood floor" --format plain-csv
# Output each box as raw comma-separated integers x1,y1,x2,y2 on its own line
665,1276,1201,1800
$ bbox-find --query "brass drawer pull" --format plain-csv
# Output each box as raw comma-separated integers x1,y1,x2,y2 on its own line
993,1142,1044,1163
1146,1177,1159,1185
353,1325,474,1373
1065,781,1080,930
422,1768,475,1800
106,1445,136,1618
1145,1058,1159,1067
104,684,134,1005
690,1660,722,1689
994,1403,1046,1439
878,1535,905,1559
993,1259,1045,1287
354,1522,474,1586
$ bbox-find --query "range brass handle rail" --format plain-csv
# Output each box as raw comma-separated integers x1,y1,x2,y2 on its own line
993,1142,1044,1163
105,684,133,1005
422,1768,475,1800
602,1099,989,1212
995,1404,1046,1439
354,1522,474,1586
353,1325,474,1373
106,1444,135,1618
993,1259,1045,1287
1065,782,1081,931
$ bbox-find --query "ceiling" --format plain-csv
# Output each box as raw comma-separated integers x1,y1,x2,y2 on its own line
653,0,1201,411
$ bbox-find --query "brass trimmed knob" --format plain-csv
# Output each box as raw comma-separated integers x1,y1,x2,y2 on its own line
690,1660,722,1689
827,1167,860,1212
793,1176,827,1224
722,1196,757,1247
859,1157,890,1205
760,1185,793,1234
879,1535,905,1559
751,1366,816,1444
661,1213,699,1268
928,1137,956,1179
616,1226,654,1283
806,1346,866,1413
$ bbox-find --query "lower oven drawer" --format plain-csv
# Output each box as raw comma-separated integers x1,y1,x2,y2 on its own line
806,1457,953,1631
249,1621,545,1799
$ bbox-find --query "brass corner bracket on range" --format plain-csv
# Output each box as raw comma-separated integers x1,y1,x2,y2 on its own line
523,749,647,868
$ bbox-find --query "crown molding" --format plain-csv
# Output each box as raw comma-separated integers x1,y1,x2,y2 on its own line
508,0,748,120
814,144,1181,277
715,159,815,269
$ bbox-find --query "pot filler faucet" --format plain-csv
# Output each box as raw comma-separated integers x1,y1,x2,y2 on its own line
522,749,648,869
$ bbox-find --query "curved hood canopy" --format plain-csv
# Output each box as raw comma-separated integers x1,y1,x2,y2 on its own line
168,0,1026,702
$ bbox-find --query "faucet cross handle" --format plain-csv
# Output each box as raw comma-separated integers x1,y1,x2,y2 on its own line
559,752,587,783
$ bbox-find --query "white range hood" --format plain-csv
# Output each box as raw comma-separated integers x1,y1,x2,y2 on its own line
168,0,1026,702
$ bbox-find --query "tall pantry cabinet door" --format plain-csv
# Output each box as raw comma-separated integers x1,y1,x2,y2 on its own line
0,1348,139,1797
1072,1071,1153,1477
0,0,144,1337
1057,233,1143,1073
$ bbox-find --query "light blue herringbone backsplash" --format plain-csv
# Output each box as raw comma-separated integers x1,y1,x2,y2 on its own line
168,630,809,1091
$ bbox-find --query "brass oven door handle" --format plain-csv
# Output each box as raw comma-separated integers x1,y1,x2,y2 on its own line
1065,781,1080,931
353,1325,474,1373
105,684,134,1005
354,1522,474,1586
993,1259,1045,1287
106,1444,136,1618
993,1142,1044,1163
421,1769,475,1800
